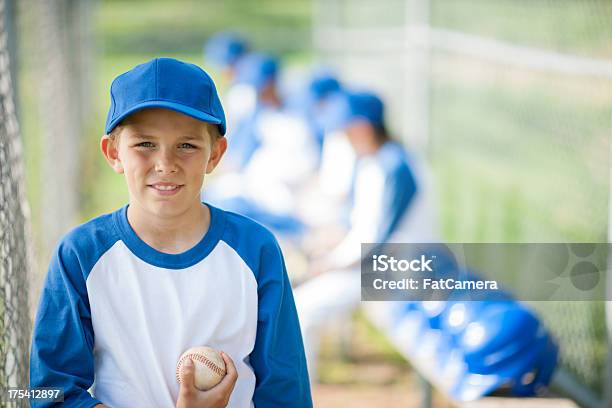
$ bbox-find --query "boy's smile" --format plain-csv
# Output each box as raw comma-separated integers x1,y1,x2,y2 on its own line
149,182,183,195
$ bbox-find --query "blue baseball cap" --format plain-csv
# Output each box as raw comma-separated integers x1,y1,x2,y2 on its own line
321,90,385,132
308,70,341,102
234,53,279,91
105,57,227,135
204,32,249,69
292,70,342,112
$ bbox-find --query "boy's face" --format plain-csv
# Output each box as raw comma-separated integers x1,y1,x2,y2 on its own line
101,108,226,219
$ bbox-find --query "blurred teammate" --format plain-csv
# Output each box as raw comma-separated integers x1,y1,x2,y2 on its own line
204,32,249,81
221,53,280,171
289,69,343,154
209,53,317,218
204,32,254,129
295,90,439,382
294,74,356,230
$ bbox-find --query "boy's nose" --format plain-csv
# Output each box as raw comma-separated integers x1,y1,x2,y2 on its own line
155,150,178,174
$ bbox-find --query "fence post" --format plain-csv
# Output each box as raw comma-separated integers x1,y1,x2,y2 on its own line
605,118,612,408
404,0,430,153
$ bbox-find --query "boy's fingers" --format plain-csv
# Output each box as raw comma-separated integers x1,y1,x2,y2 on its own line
222,352,237,375
218,352,238,390
179,358,196,396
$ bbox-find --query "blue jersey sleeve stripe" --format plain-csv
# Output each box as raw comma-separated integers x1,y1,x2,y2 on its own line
374,142,418,243
220,211,313,407
250,245,312,407
376,163,417,243
30,213,120,408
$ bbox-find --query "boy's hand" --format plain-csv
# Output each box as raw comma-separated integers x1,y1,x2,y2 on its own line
176,352,238,408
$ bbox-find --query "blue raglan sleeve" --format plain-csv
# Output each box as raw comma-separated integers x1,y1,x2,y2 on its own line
375,164,417,243
30,240,102,408
250,242,313,407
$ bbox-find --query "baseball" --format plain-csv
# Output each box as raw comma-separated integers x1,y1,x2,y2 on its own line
176,346,227,391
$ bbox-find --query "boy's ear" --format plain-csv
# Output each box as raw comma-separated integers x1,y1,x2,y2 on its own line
206,136,227,174
100,135,125,174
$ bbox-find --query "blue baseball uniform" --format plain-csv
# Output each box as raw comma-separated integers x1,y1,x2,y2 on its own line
30,204,312,407
295,140,439,381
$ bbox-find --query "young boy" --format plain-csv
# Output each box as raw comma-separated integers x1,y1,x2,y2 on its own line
30,58,312,408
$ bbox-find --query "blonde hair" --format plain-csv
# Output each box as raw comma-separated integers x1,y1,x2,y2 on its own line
106,125,123,149
206,123,222,141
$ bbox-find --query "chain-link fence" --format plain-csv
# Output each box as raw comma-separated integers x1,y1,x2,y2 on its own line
35,0,89,267
0,0,32,405
0,0,89,403
313,0,612,406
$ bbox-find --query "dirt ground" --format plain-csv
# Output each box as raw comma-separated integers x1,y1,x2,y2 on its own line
313,383,426,408
310,313,451,408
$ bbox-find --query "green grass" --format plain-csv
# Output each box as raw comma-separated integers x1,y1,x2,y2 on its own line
429,55,611,242
431,0,612,58
96,0,312,56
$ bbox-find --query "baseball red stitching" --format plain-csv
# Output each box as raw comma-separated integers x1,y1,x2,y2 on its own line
176,352,226,384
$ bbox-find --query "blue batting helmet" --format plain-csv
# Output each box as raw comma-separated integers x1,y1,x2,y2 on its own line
448,302,559,401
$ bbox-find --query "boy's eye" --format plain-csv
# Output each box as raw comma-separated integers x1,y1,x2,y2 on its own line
132,141,198,149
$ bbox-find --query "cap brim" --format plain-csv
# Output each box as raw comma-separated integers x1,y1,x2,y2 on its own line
106,100,225,135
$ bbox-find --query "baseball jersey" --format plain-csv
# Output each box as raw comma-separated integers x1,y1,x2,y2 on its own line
327,141,439,267
30,204,312,408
